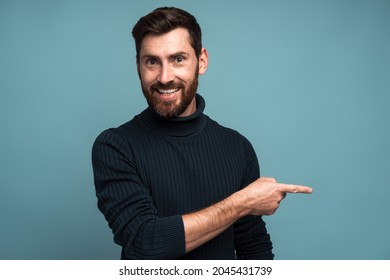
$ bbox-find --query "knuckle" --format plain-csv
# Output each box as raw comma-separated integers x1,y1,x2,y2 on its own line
260,177,276,182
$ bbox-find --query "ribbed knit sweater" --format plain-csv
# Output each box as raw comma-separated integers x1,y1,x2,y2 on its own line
92,94,273,260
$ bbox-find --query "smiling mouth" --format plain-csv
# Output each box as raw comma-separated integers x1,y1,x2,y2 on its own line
156,88,180,94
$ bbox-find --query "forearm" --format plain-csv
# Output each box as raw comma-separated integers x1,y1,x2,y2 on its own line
182,191,249,253
181,176,313,253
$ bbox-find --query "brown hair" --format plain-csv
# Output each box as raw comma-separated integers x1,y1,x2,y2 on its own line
132,7,202,60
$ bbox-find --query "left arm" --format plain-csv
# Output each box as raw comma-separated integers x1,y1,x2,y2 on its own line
234,215,274,259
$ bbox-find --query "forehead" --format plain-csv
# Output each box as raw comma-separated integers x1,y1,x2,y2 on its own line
140,27,195,57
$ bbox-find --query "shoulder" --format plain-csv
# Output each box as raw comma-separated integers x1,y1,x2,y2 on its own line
94,115,144,144
92,117,144,157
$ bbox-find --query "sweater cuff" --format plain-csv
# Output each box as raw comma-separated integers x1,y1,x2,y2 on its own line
161,215,186,258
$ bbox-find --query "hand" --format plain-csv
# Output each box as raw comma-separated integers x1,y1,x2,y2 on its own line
235,177,313,216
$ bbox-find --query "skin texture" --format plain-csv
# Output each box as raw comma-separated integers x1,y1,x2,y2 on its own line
137,27,313,254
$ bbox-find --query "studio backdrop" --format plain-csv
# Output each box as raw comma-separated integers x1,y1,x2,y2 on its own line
1,0,389,259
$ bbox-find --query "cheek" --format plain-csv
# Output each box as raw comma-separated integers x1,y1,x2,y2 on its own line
140,69,156,85
176,67,198,82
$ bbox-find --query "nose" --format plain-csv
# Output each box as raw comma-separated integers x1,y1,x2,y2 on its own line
157,63,174,84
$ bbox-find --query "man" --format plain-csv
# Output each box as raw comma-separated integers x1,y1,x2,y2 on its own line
92,7,312,260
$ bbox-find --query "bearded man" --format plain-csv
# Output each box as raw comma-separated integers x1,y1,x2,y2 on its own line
92,7,312,260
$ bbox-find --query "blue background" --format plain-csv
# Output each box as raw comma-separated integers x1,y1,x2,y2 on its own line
1,0,389,259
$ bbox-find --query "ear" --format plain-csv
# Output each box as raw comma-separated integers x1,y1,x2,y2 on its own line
198,48,208,75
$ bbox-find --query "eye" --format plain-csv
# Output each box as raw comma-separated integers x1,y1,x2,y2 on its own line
145,57,158,66
175,55,185,64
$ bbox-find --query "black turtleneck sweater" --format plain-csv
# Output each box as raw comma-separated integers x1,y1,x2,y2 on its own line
92,94,273,260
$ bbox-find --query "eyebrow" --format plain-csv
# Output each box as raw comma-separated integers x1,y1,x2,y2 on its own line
140,51,190,60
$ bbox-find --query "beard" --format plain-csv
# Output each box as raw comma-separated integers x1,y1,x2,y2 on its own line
141,72,199,119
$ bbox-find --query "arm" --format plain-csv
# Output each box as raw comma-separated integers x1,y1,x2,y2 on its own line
92,129,186,259
183,177,312,253
234,215,273,260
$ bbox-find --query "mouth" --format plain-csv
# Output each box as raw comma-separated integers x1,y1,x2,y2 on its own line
156,88,180,94
154,87,181,100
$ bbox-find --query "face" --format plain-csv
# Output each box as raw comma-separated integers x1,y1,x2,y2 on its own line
137,27,208,118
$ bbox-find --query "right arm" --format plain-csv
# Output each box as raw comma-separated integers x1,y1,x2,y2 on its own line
183,177,312,253
92,129,186,259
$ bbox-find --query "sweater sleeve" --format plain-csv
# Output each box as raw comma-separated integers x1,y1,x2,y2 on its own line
233,136,274,260
91,129,186,259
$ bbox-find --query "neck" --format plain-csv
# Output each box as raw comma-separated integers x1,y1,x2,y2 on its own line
138,94,206,137
179,96,197,117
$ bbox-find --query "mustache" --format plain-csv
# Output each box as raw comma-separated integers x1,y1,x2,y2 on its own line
152,81,183,90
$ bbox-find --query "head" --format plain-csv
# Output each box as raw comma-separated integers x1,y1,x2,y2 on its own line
132,7,203,61
132,7,208,118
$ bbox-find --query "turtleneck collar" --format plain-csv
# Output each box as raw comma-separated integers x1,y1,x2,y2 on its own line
137,94,206,137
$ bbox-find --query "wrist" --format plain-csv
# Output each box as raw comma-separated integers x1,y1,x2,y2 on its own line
228,190,251,218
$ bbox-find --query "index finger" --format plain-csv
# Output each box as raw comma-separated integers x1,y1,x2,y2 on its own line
279,184,313,194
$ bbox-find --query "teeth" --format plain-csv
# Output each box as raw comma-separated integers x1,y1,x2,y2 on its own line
157,88,179,94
